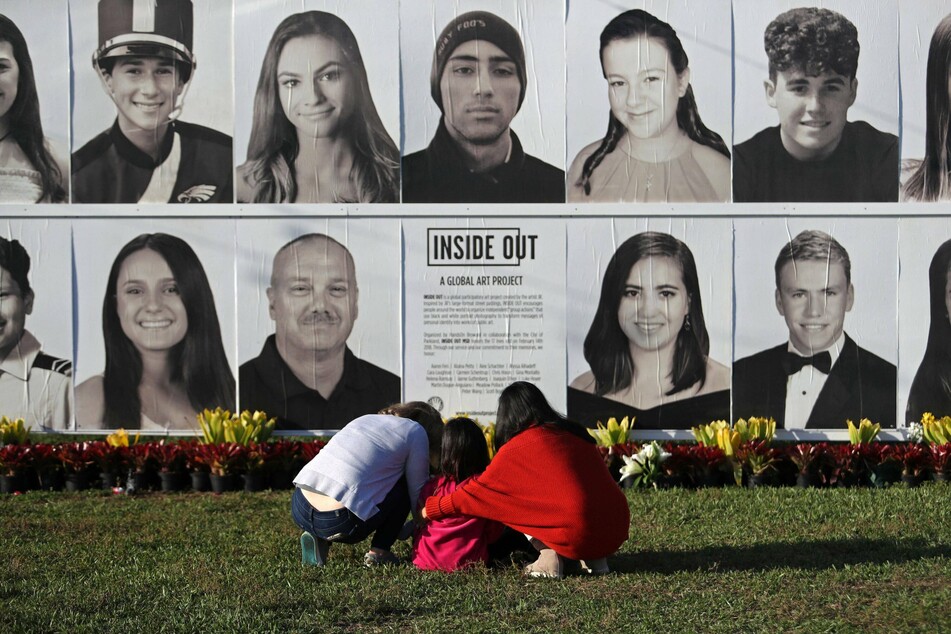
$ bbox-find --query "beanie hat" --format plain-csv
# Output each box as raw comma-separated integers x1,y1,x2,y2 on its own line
430,11,527,113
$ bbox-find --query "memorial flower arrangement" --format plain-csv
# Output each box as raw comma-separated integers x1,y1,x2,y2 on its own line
618,441,670,488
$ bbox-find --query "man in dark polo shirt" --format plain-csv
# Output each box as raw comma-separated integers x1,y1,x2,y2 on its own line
239,234,400,431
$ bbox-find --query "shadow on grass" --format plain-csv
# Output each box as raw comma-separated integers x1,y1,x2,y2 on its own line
612,538,951,574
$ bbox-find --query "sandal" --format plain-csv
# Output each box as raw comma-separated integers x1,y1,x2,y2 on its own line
300,531,330,566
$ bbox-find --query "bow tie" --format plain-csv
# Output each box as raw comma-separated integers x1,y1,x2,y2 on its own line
783,350,832,375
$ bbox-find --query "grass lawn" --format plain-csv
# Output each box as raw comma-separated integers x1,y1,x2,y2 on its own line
1,485,949,633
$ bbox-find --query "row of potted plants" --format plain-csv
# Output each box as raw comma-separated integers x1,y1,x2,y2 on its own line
0,438,327,495
601,439,951,489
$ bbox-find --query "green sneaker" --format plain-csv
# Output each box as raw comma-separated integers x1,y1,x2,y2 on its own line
300,531,330,566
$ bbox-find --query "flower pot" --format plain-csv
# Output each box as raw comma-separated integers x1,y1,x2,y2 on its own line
129,471,151,493
901,473,921,488
37,470,63,491
159,471,186,492
0,474,21,494
242,471,267,492
698,470,722,488
65,471,89,492
933,471,950,483
747,473,769,488
210,473,236,494
795,472,819,488
190,470,211,492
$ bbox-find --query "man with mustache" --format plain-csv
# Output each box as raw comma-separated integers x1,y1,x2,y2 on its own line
402,11,565,203
239,234,400,431
71,0,233,203
733,7,898,202
0,237,72,430
732,230,896,429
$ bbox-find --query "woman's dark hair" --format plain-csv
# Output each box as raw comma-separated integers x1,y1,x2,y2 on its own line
903,13,951,202
0,14,65,203
584,232,710,397
440,417,490,482
243,11,398,203
102,234,235,428
907,239,951,421
380,401,444,461
577,9,730,196
495,381,593,451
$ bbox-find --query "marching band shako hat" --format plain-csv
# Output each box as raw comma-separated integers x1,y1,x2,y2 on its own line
93,0,196,80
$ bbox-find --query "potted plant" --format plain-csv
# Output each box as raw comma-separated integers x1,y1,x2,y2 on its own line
242,442,270,492
588,417,633,479
57,442,95,492
618,441,670,489
184,440,211,492
87,441,129,489
195,443,246,493
657,443,690,488
28,443,62,491
687,445,727,488
266,439,299,490
153,441,187,492
893,444,928,487
737,440,778,487
788,442,826,488
929,443,951,482
127,443,157,492
0,416,30,445
865,443,901,487
0,444,28,493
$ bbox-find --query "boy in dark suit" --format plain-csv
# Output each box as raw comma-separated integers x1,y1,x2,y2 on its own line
733,230,896,428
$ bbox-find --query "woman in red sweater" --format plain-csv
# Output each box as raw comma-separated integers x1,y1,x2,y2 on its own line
423,381,630,578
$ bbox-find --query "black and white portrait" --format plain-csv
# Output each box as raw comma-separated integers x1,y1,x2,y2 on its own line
566,218,733,430
566,0,732,203
898,219,951,424
732,0,899,203
0,1,69,203
733,219,898,430
899,1,951,202
236,218,401,432
0,220,72,430
400,0,566,204
70,0,234,204
234,0,400,204
73,219,237,431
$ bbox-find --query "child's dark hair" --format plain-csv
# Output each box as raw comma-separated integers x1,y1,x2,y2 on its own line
765,8,859,81
440,417,490,482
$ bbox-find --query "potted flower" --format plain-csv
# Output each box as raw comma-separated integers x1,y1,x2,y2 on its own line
0,444,29,493
657,443,690,488
127,443,157,492
865,443,901,488
153,441,187,492
56,441,95,492
195,443,246,494
687,445,727,487
242,442,270,492
0,416,30,445
929,443,951,482
588,417,634,479
787,442,827,488
266,439,299,490
618,441,670,489
28,443,62,491
184,440,211,492
893,444,928,487
86,441,129,489
737,440,778,487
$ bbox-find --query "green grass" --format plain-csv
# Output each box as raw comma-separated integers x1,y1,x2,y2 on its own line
2,485,949,633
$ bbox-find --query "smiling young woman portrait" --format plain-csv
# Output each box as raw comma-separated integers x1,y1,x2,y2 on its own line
237,10,399,203
568,232,730,429
75,233,235,430
0,13,67,203
567,10,730,203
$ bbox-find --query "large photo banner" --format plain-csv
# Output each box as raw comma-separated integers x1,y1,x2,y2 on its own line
236,217,401,432
403,218,566,419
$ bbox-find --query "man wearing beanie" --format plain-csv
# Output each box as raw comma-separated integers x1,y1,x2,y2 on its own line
402,11,565,203
72,0,233,203
0,237,72,430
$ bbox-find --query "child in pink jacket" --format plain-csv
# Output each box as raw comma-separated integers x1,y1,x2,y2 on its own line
412,417,504,571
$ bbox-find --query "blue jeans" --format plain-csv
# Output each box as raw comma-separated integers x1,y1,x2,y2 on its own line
291,478,409,551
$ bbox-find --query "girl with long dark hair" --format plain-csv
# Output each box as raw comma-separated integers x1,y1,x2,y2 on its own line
567,9,730,203
0,14,66,203
237,11,398,203
569,232,730,429
75,233,235,429
907,239,951,421
902,13,951,201
422,382,629,579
